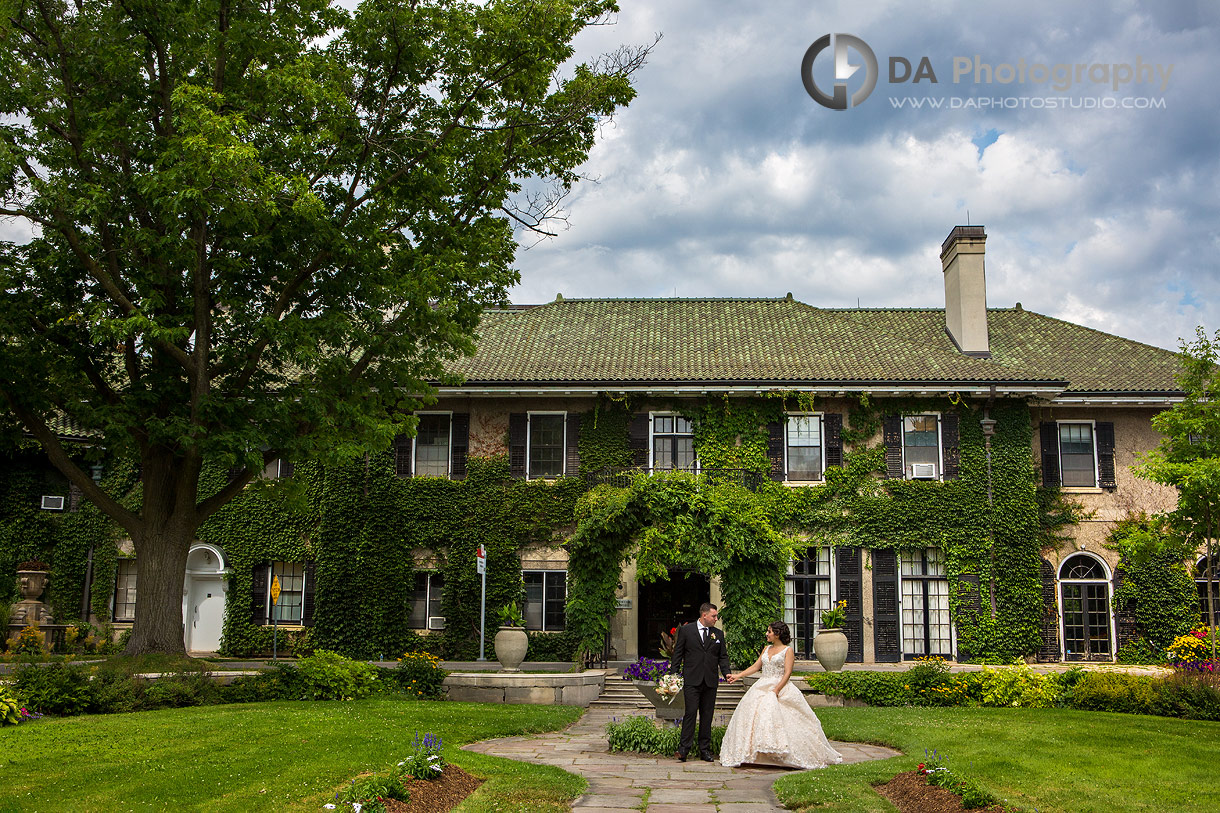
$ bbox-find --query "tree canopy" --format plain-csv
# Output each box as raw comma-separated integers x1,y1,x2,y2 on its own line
0,0,647,653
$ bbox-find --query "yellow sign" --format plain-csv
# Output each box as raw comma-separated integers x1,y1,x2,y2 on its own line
270,575,281,606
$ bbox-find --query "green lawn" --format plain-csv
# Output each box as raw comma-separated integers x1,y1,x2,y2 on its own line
0,699,584,812
774,706,1220,812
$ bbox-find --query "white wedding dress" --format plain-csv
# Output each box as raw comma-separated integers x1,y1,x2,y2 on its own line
719,645,843,769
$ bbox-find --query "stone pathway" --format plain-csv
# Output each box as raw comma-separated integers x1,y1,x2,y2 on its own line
464,702,900,812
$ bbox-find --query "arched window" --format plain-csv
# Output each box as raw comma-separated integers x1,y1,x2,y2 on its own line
1059,554,1112,661
1195,556,1220,627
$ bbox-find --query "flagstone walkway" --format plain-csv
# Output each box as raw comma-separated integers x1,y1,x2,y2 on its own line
464,702,900,813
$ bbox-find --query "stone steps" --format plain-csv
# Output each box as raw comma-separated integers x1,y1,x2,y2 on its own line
592,679,749,709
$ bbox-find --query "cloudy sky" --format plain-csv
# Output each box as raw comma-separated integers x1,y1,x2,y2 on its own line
510,0,1219,352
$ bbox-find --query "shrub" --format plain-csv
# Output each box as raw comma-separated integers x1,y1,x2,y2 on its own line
1069,672,1162,715
1,685,22,725
6,625,49,658
391,651,447,699
13,663,95,716
1116,637,1168,665
526,629,582,662
333,770,408,813
220,669,299,703
805,671,911,706
606,714,725,756
294,650,379,700
974,663,1058,708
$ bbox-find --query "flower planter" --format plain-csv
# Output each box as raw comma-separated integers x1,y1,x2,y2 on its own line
814,628,849,672
493,625,528,671
631,679,685,720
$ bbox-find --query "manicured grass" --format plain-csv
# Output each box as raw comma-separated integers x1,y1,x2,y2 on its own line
774,706,1220,812
0,699,584,812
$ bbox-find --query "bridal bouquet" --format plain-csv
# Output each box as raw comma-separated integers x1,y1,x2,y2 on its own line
655,673,683,703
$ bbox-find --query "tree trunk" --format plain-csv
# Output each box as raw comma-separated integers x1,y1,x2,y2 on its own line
123,449,202,657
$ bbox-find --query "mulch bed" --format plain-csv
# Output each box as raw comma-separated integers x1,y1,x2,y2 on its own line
874,771,1011,813
382,765,483,813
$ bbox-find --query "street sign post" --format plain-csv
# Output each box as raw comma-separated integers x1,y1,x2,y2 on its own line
270,575,281,661
476,545,487,661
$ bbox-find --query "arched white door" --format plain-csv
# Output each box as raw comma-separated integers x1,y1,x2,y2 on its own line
183,544,228,653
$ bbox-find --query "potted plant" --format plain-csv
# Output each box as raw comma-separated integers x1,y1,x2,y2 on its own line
814,600,849,672
493,602,529,671
623,657,685,720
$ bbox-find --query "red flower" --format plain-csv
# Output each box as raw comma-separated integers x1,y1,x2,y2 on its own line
670,627,677,635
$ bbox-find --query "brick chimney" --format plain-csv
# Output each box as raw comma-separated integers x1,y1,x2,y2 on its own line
940,225,989,357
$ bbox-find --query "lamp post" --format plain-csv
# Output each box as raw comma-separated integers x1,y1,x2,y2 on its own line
980,416,998,618
79,463,105,620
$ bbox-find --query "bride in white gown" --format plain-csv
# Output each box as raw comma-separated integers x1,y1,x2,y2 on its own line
720,621,843,769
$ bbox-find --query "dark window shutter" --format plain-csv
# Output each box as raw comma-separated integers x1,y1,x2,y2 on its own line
566,413,581,476
1037,558,1060,662
825,413,843,470
1040,422,1060,487
834,546,864,663
872,548,901,662
941,412,960,480
450,413,470,480
883,415,903,479
251,563,269,626
392,434,412,478
628,413,650,468
301,562,317,627
509,413,527,477
1096,422,1116,490
767,421,785,481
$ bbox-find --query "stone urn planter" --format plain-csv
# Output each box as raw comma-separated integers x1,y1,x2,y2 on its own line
12,567,54,626
814,628,849,672
631,679,686,721
493,625,529,671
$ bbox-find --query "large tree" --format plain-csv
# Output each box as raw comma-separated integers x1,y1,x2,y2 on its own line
1136,327,1220,658
0,0,645,654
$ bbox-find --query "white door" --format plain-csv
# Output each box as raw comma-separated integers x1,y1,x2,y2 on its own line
185,578,225,652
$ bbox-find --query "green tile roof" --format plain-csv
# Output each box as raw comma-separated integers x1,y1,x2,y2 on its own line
447,298,1183,394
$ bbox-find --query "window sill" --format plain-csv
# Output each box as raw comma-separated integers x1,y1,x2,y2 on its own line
782,479,825,486
260,623,305,630
1061,487,1104,494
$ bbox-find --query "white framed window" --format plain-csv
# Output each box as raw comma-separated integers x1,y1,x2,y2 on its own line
409,572,445,628
268,561,305,624
523,570,567,631
650,413,696,472
527,412,566,479
113,559,137,622
1057,421,1098,488
785,414,824,481
899,548,953,658
903,415,942,480
413,413,452,478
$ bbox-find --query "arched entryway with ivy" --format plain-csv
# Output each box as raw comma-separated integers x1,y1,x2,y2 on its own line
565,473,799,668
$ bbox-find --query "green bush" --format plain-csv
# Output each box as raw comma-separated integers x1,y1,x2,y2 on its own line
333,770,408,813
294,649,380,700
974,663,1059,708
1,684,22,725
805,671,913,706
526,629,581,662
1115,637,1168,665
220,669,300,703
606,714,725,756
1069,672,1162,715
13,663,95,716
390,651,447,699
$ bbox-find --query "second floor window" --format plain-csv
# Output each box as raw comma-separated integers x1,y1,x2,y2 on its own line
1059,422,1097,487
652,414,695,471
786,415,823,480
528,413,566,478
903,415,940,479
414,414,451,477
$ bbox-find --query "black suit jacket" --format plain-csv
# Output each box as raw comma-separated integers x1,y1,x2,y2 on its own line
670,621,731,687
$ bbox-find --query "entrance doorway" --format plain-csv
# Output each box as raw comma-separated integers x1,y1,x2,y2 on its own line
637,569,710,659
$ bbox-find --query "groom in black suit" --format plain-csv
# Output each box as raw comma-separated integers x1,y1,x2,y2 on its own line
669,602,732,762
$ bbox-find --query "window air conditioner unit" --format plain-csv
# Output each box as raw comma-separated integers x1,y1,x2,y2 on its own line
910,463,937,480
427,616,446,631
41,495,66,511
